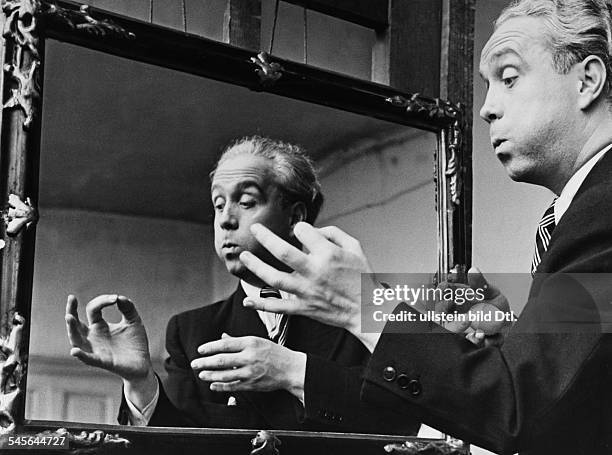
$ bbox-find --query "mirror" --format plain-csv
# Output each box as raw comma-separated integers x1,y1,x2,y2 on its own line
25,40,437,430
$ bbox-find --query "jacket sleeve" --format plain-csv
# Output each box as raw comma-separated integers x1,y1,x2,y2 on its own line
303,354,420,435
361,272,612,454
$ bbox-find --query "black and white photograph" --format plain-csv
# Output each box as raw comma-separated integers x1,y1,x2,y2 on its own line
1,1,611,454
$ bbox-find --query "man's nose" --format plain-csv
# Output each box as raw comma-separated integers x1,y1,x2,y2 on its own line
479,89,501,123
218,205,238,229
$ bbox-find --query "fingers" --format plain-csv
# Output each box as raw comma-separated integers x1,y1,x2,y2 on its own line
198,367,251,383
243,296,301,315
467,266,498,299
66,294,80,320
65,313,84,347
239,250,300,292
69,347,98,366
317,225,361,252
65,295,85,347
292,222,335,253
191,353,244,371
433,298,455,314
117,296,140,324
210,380,243,392
465,330,486,346
443,318,471,334
85,294,119,325
197,336,250,356
465,331,505,348
250,223,309,270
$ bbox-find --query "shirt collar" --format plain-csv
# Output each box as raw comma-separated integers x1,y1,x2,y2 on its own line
240,280,290,301
240,279,261,299
554,144,612,224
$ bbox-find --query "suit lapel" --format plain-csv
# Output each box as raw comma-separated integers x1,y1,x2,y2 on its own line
538,149,612,274
286,315,345,359
226,284,269,339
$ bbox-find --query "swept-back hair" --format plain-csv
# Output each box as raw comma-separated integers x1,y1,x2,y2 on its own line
210,136,324,224
497,0,612,101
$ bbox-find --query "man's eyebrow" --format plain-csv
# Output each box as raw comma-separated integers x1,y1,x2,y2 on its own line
480,46,526,82
485,47,523,65
235,180,263,193
211,179,264,194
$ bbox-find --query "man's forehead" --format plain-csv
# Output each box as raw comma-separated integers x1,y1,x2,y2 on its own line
479,16,548,73
211,155,273,189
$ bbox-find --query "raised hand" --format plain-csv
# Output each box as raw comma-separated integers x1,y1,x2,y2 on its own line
65,294,153,381
438,267,513,346
241,222,371,336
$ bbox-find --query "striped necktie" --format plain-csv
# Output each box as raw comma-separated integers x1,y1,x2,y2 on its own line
260,286,289,346
530,198,558,276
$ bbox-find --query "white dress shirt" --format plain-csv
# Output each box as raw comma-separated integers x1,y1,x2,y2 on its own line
240,280,291,339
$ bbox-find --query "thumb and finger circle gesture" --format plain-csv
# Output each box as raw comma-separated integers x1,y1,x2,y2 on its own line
65,294,153,381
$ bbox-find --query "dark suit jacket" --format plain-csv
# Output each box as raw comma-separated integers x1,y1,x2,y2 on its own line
362,150,612,454
121,284,419,434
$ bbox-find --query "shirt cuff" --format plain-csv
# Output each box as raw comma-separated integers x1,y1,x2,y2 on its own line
124,378,160,426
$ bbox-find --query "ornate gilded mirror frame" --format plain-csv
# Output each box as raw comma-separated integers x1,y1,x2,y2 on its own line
0,1,472,453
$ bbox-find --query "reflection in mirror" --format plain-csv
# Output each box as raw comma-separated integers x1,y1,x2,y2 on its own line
26,41,436,429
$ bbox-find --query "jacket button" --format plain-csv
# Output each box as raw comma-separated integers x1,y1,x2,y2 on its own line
397,374,410,389
408,379,422,397
383,366,396,382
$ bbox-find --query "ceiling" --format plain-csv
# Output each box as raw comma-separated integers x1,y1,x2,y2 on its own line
40,40,409,224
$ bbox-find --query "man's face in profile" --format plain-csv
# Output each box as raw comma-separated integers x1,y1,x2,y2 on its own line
211,153,295,283
479,16,580,185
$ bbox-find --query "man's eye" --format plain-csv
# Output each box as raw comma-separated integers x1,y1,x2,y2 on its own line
500,69,518,88
239,199,256,208
503,76,517,87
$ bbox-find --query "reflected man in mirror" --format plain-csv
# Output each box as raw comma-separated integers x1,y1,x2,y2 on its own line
238,1,612,454
64,136,419,433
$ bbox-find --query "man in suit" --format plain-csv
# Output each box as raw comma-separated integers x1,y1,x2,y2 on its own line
64,136,418,434
238,1,612,453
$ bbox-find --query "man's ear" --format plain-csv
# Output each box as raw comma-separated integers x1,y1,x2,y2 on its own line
578,55,608,110
289,201,307,231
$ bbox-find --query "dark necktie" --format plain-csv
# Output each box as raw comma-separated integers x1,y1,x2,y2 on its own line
531,198,557,276
259,286,289,346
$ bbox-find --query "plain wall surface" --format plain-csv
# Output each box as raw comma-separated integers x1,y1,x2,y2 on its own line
319,130,438,274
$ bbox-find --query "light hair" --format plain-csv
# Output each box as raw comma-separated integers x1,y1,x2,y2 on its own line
497,0,612,102
210,136,324,224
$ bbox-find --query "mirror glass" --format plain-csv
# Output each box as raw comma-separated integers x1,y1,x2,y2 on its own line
26,40,437,428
